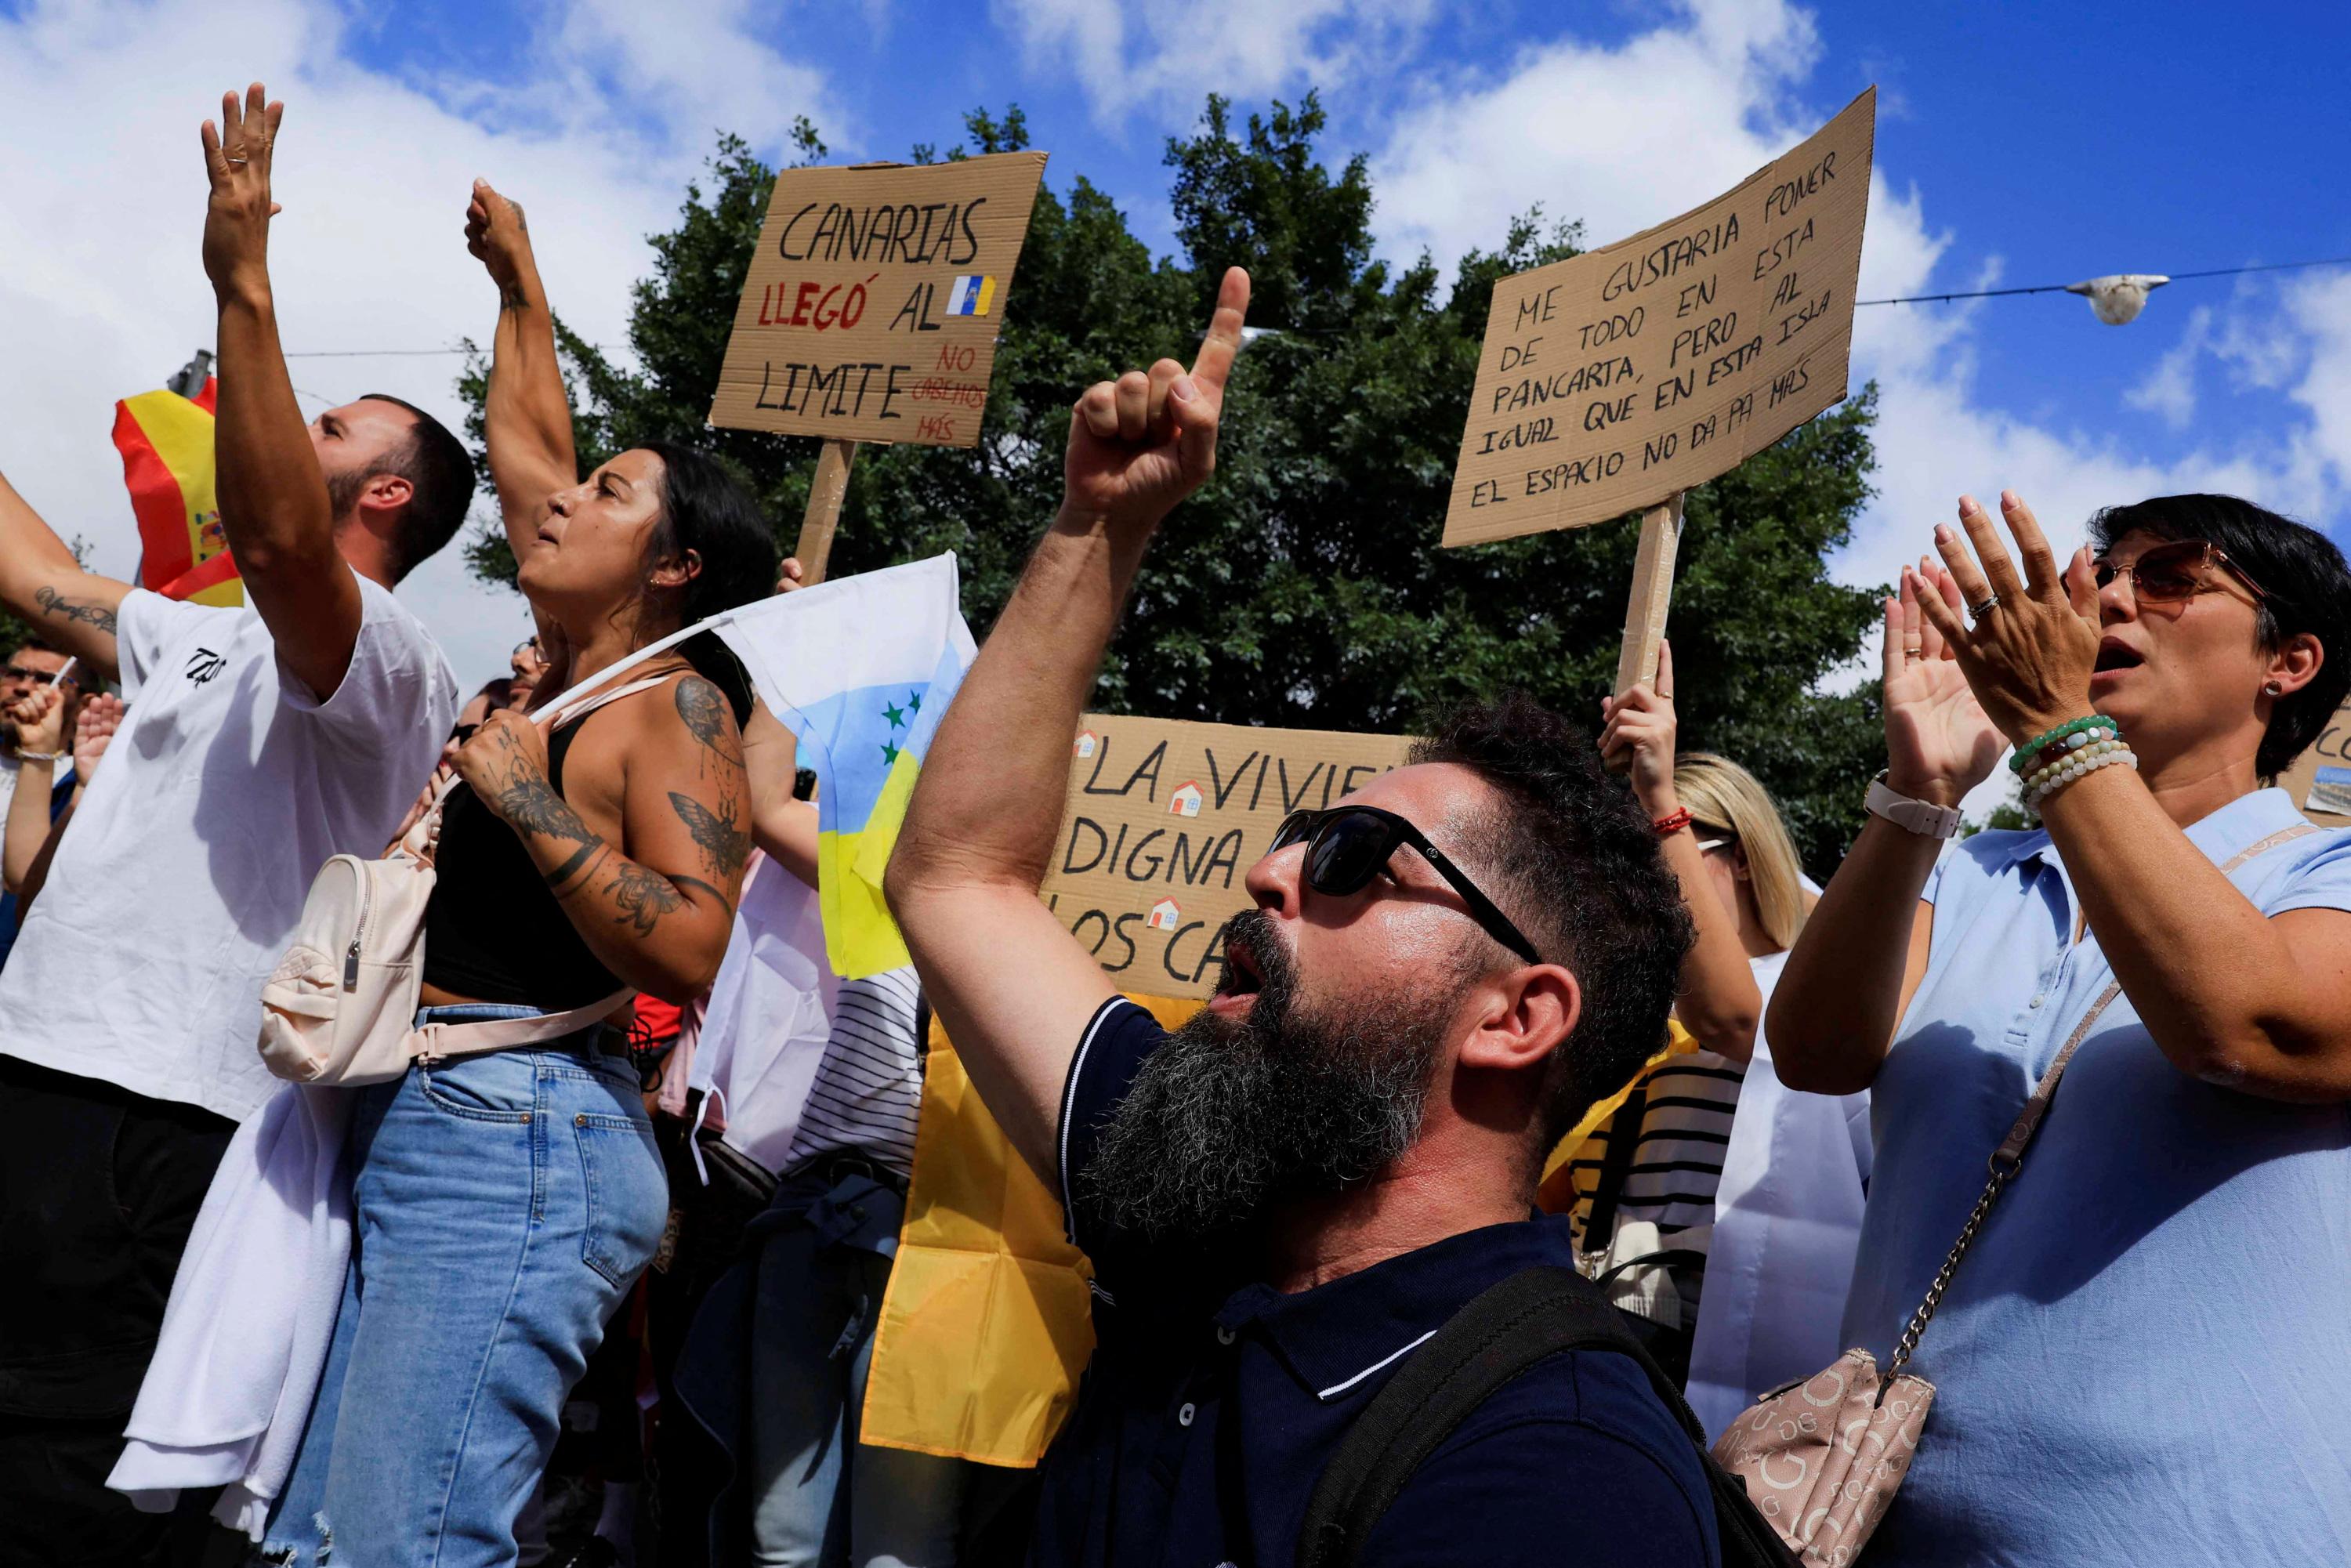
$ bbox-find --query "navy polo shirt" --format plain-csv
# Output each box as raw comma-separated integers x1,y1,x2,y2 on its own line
1031,998,1719,1568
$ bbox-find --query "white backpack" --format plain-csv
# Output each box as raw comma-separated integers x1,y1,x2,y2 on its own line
256,670,668,1086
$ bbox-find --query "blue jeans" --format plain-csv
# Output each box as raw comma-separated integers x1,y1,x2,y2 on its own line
259,1008,668,1568
744,1169,969,1567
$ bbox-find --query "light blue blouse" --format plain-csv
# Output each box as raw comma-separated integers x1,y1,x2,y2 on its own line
1842,788,2351,1565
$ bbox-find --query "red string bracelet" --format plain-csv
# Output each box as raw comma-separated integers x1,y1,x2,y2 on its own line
1651,807,1694,838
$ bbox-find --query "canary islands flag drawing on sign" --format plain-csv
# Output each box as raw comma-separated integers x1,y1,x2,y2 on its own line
714,553,976,979
112,378,242,607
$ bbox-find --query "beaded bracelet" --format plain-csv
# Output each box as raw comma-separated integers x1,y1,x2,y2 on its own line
2009,715,2119,775
2025,742,2138,812
1651,806,1694,838
2018,723,2120,791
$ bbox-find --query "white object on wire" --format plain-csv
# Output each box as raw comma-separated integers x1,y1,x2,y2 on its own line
2065,273,2171,325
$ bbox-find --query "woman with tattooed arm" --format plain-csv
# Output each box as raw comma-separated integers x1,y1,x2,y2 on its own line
261,179,777,1568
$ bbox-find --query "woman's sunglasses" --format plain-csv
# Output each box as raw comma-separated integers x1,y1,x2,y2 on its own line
2092,538,2269,604
1269,805,1542,965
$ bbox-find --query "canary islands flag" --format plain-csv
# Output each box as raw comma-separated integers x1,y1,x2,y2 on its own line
112,378,241,607
715,553,976,979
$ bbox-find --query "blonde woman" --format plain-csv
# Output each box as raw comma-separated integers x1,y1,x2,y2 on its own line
1671,755,1871,1436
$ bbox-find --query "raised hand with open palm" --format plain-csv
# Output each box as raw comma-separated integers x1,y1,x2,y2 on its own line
1884,556,2005,806
1062,266,1250,531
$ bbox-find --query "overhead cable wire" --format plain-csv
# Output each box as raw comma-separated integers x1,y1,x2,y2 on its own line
1858,252,2351,307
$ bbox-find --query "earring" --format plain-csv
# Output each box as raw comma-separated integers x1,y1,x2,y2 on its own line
2264,681,2284,696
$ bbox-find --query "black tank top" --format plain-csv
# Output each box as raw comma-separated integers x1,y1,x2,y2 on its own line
421,715,626,1009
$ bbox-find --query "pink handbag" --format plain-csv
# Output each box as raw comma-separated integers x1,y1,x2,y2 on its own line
1712,824,2318,1566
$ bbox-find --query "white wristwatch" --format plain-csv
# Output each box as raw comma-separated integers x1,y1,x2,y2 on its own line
1865,772,1964,840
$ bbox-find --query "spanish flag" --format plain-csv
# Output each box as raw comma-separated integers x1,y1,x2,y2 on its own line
713,553,976,978
113,378,241,607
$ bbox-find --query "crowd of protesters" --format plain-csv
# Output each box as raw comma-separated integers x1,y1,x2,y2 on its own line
1,77,2349,1568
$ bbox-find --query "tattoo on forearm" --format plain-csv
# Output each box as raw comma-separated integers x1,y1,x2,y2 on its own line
668,789,749,882
674,678,745,772
543,838,609,893
32,587,116,636
494,771,594,846
499,283,530,314
604,859,685,936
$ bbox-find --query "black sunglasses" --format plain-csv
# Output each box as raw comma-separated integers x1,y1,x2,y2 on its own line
1270,805,1542,965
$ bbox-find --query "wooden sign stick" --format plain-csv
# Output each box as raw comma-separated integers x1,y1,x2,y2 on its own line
1612,493,1686,697
792,438,859,586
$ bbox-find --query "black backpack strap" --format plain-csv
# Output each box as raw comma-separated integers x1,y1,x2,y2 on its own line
1581,1085,1648,1249
1296,1266,1794,1568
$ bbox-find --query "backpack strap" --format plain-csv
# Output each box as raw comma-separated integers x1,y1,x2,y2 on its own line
1581,1084,1647,1251
409,989,634,1066
1299,1266,1791,1568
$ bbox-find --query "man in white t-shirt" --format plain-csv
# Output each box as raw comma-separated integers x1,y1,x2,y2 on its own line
0,83,466,1563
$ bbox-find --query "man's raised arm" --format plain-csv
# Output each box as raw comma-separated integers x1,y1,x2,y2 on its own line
886,268,1252,1187
0,469,129,680
201,81,365,701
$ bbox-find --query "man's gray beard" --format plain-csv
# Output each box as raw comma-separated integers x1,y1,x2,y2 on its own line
1078,912,1457,1247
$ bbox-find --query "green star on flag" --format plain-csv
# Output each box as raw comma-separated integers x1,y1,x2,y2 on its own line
883,701,906,728
882,740,901,766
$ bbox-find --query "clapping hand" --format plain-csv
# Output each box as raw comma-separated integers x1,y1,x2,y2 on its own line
1882,554,2005,806
72,695,124,786
1912,492,2103,749
1063,267,1250,532
200,81,284,299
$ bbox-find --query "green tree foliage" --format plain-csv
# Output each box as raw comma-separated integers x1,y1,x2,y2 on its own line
455,96,1890,872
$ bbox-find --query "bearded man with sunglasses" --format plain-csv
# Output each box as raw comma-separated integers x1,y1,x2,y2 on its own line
886,268,1720,1568
1771,491,2351,1566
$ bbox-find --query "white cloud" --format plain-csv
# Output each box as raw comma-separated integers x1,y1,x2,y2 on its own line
1371,0,1822,271
0,0,827,692
991,0,1439,126
2125,304,2212,429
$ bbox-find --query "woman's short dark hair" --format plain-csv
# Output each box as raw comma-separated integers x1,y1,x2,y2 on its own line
2088,494,2351,778
639,440,779,724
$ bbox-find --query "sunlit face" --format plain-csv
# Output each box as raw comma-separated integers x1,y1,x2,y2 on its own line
308,399,417,516
516,448,676,607
1214,763,1512,1032
2,645,70,711
2087,529,2275,762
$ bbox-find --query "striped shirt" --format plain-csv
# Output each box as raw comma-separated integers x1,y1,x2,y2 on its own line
1567,1047,1746,1318
781,965,926,1178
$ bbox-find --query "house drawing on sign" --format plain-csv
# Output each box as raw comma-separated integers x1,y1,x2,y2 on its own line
1147,898,1182,931
1074,729,1099,759
1168,780,1203,817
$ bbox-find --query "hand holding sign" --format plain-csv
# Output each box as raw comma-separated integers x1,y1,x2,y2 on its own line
199,81,285,299
1063,267,1250,532
1598,638,1681,814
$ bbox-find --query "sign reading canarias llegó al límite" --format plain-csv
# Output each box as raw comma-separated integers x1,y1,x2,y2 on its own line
709,151,1049,449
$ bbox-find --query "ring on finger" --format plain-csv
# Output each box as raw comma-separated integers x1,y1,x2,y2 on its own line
226,154,249,165
1967,592,2000,620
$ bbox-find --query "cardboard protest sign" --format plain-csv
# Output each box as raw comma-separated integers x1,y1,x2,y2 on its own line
1044,714,1414,998
1445,89,1876,547
2280,693,2351,826
709,151,1049,448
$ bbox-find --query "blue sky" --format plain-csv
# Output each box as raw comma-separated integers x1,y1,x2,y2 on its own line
2,0,2347,714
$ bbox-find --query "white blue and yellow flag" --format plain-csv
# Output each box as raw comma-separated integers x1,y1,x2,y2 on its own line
715,553,976,979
